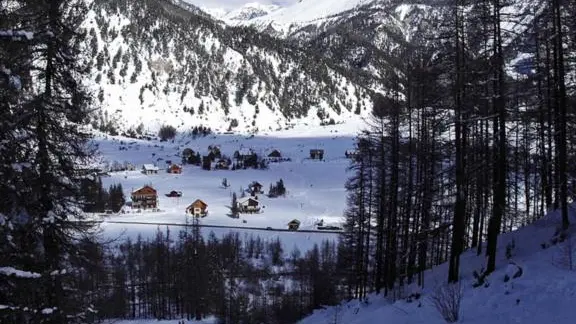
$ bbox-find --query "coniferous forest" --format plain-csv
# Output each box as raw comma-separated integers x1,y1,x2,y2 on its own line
1,0,576,323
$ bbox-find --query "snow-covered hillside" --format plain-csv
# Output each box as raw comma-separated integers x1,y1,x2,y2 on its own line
221,0,374,32
82,0,374,134
298,205,576,324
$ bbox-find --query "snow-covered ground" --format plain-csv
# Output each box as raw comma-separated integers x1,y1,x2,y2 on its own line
93,122,361,251
299,204,576,324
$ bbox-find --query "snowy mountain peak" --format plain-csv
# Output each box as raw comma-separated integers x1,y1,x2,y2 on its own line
223,2,282,22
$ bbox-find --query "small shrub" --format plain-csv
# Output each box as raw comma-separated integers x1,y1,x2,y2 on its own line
472,267,489,288
430,282,463,323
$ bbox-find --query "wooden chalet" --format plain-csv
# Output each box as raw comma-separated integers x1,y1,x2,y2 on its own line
186,199,208,217
236,148,254,161
288,219,301,231
131,185,158,209
309,149,324,160
167,164,182,174
142,164,159,174
239,197,260,214
248,181,263,196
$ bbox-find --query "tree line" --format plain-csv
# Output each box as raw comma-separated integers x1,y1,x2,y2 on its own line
75,227,344,324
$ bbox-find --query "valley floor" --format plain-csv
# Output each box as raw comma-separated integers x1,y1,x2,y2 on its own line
93,125,357,251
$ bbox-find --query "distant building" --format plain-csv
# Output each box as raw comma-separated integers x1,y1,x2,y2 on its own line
142,164,159,174
248,181,263,196
167,164,182,174
186,199,208,217
239,197,260,214
268,149,282,158
288,219,301,231
309,149,324,160
345,150,359,159
215,159,230,170
235,147,254,161
131,185,158,209
165,190,182,198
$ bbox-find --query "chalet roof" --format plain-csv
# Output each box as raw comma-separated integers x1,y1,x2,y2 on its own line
188,199,208,208
310,149,324,153
239,197,259,205
142,164,159,171
132,185,157,195
169,164,182,169
249,181,263,187
288,219,301,225
268,149,282,157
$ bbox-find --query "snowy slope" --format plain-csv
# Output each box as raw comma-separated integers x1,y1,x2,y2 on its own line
299,205,576,324
82,0,374,134
222,2,282,21
225,0,375,34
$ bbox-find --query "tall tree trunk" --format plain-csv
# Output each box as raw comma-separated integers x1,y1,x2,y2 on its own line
486,0,506,274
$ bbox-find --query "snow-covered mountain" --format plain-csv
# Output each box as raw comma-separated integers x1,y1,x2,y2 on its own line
211,0,374,32
83,0,376,135
82,0,545,136
222,2,282,22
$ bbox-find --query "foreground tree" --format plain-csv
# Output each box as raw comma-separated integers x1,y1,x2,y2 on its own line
0,0,100,323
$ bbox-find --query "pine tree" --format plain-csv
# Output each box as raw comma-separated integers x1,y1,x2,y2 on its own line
0,0,100,322
229,192,239,218
109,183,126,212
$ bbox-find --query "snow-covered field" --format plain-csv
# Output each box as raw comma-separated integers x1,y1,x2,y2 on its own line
93,122,361,251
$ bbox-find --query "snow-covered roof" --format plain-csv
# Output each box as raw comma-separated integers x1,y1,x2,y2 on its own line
239,148,253,156
142,164,159,171
132,185,156,194
239,197,259,205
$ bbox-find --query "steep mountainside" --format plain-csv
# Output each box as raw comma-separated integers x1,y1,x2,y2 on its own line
84,0,544,135
230,0,544,81
83,0,375,134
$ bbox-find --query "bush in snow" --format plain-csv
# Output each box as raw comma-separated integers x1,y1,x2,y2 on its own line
472,267,490,288
158,124,177,141
430,282,463,323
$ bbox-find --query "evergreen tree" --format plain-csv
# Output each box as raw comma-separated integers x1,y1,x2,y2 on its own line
0,0,100,323
108,183,126,212
229,192,239,218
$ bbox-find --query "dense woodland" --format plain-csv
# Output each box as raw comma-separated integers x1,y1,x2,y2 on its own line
84,227,343,324
1,0,576,323
339,0,576,301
